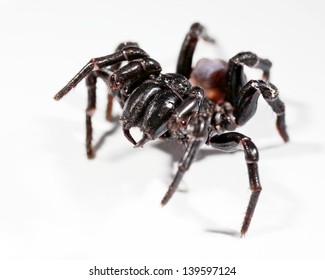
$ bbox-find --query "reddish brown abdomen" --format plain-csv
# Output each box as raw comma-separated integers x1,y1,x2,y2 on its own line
190,58,228,104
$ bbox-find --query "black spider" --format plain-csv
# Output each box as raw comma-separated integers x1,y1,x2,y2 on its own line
54,23,288,236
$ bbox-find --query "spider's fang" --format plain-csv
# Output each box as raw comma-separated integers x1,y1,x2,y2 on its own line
123,128,137,146
133,133,150,148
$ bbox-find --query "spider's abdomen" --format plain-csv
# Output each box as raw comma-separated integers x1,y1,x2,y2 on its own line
190,58,228,104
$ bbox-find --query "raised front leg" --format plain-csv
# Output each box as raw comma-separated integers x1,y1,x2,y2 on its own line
176,22,215,78
53,47,149,100
110,42,140,72
54,45,161,158
209,132,262,237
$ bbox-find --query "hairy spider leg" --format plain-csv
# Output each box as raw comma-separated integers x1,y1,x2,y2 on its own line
226,53,289,142
176,22,216,78
209,132,262,237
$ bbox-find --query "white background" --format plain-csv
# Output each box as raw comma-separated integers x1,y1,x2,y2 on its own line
0,0,324,278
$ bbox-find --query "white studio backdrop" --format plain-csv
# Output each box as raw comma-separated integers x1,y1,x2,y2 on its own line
0,0,324,278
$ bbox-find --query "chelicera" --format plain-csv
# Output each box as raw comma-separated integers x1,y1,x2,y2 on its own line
54,23,288,236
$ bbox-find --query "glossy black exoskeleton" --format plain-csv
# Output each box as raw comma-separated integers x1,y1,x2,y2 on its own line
54,23,288,236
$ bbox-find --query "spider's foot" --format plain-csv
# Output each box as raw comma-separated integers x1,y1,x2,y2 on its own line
276,115,289,142
133,133,151,148
161,193,171,207
161,184,187,206
161,169,184,206
86,148,96,159
54,83,75,101
161,184,177,206
280,130,289,143
123,128,137,146
240,217,251,238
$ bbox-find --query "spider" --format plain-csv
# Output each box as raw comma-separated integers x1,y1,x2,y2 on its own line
54,23,288,236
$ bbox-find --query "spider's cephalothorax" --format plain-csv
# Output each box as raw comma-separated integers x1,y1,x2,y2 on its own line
54,23,288,236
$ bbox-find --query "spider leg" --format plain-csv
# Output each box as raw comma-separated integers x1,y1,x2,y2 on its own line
234,80,289,142
85,56,163,155
108,58,161,92
226,52,272,105
110,42,140,71
106,42,139,121
106,94,114,122
161,109,210,206
53,47,149,100
84,44,145,156
161,138,204,206
85,69,111,159
229,51,272,81
226,52,288,142
176,22,215,78
85,72,97,159
209,132,262,237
